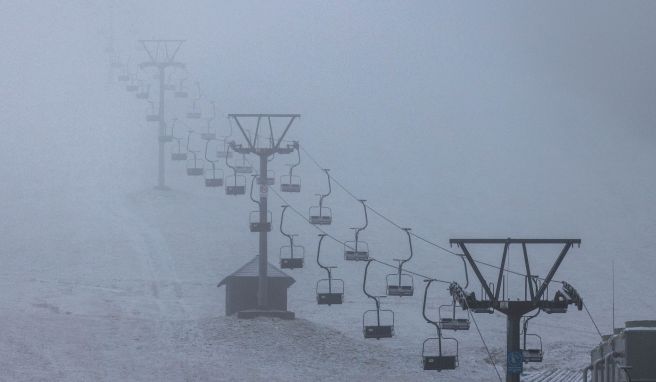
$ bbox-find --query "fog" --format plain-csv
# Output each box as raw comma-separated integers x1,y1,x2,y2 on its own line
1,1,655,381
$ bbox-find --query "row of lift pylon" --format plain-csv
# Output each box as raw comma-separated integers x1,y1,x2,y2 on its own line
151,99,554,373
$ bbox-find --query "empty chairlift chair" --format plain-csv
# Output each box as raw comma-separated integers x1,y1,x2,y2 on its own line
136,83,149,99
225,146,246,196
203,139,224,187
201,102,217,141
257,170,275,186
344,200,370,261
278,205,304,269
158,121,174,143
185,132,204,176
309,169,332,225
234,154,253,174
438,299,471,331
248,176,271,232
280,141,301,192
522,310,544,363
171,136,188,161
315,234,344,305
386,228,415,296
146,101,159,122
186,82,202,119
422,279,459,371
362,260,394,339
174,78,188,98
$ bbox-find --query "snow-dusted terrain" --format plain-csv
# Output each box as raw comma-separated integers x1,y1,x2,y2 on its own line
2,1,656,381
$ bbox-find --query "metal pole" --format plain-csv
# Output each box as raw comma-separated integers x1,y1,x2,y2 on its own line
157,66,166,189
258,153,268,308
507,313,521,382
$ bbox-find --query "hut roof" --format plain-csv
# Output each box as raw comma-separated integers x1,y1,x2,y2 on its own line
217,256,295,287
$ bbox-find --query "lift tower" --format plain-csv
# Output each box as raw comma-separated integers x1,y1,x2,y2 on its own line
448,238,583,382
229,114,300,317
139,40,185,190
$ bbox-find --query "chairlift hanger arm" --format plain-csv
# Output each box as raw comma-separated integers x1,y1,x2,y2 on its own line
249,176,260,207
280,205,293,245
533,242,573,302
457,243,496,303
362,260,380,311
422,279,443,338
494,242,510,301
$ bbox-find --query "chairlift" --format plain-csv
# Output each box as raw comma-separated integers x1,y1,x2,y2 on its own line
201,101,217,140
234,154,253,174
522,310,544,363
171,137,187,161
422,279,459,371
136,82,149,99
203,139,224,187
362,260,394,339
386,228,415,296
279,205,304,269
164,74,175,91
126,77,139,92
174,78,188,98
344,200,370,261
145,101,159,122
280,141,301,192
249,177,271,232
216,139,233,159
438,299,471,331
185,131,204,176
186,82,202,119
225,145,246,195
315,234,344,305
257,170,275,186
309,169,332,225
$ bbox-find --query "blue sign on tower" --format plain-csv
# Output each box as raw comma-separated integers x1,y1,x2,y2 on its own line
507,351,524,375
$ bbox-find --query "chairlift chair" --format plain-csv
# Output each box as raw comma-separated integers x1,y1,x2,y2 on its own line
225,174,246,195
422,279,459,371
225,145,246,195
315,234,343,305
522,310,544,363
200,102,217,140
136,82,149,99
204,165,224,187
249,211,272,232
257,170,275,186
185,130,204,175
186,153,204,176
248,177,271,232
171,138,188,161
345,200,370,261
202,139,224,187
438,301,471,331
280,142,301,192
362,260,394,339
174,78,188,98
279,205,304,269
234,154,253,174
186,82,202,119
309,169,332,225
386,228,415,296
